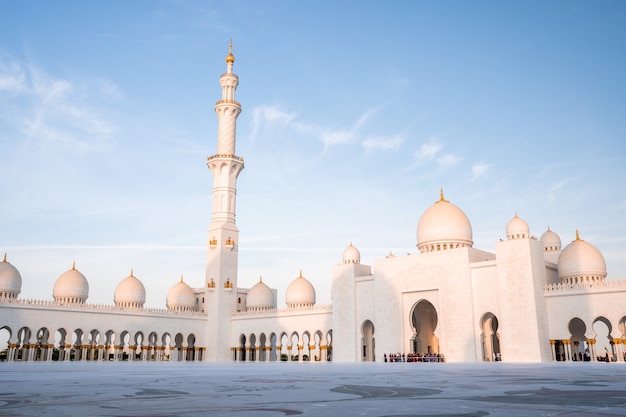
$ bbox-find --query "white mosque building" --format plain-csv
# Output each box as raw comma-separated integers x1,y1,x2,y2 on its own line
1,44,626,364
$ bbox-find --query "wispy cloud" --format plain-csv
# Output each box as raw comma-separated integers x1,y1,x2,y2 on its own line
319,108,376,147
472,163,490,179
0,58,26,94
250,105,297,141
437,154,462,167
413,142,442,163
362,134,405,151
0,51,118,152
249,104,384,149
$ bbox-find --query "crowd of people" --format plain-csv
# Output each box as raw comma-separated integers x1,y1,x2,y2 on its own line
384,353,445,362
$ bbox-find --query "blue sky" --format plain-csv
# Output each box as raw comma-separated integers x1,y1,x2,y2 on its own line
1,1,625,308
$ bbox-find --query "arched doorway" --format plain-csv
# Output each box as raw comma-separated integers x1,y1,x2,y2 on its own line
569,317,587,361
593,317,613,361
361,320,375,362
239,334,246,361
410,300,438,355
480,313,501,361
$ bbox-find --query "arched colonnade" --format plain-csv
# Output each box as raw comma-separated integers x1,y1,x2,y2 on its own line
0,326,203,362
233,330,332,362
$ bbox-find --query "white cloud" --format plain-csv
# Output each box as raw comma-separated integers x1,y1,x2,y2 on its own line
0,58,26,94
320,128,357,146
413,142,441,163
472,163,490,179
250,105,297,140
437,154,462,167
362,135,404,151
0,53,117,152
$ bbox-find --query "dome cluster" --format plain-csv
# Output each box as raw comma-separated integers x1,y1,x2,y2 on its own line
0,259,200,312
397,189,608,287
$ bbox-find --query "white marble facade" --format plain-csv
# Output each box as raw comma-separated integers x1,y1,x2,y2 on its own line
1,45,625,364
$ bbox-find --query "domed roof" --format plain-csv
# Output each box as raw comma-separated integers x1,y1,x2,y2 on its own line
506,213,529,239
540,227,561,251
558,231,606,282
246,277,274,310
114,270,146,307
416,189,473,252
342,242,361,264
53,263,89,303
226,41,235,64
166,277,196,311
0,254,22,297
285,271,316,308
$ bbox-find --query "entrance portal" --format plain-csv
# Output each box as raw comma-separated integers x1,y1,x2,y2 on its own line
480,312,501,361
410,300,438,354
361,320,375,362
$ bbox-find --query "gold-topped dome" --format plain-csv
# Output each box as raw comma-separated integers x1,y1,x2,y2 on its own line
226,40,235,64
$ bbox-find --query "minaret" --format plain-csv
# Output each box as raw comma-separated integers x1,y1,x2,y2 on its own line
205,41,244,361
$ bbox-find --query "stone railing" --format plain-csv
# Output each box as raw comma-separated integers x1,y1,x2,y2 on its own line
544,279,626,294
0,298,207,317
233,304,332,317
207,154,244,162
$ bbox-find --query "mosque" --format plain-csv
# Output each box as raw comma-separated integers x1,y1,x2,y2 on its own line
1,45,626,364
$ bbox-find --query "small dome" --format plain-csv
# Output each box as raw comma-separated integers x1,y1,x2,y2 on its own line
342,242,361,264
166,277,196,311
416,189,473,253
226,41,235,64
558,231,607,284
0,254,22,299
540,227,561,251
285,271,316,308
114,270,146,308
506,214,529,240
246,277,274,310
53,263,89,304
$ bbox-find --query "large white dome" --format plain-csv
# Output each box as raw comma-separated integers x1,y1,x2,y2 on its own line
558,231,606,284
114,270,146,308
540,227,561,251
246,277,274,310
506,214,529,240
342,242,361,264
285,271,316,308
416,190,473,253
166,277,196,311
53,263,89,304
0,254,22,299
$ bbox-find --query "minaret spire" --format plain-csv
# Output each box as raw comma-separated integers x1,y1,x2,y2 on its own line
204,42,245,361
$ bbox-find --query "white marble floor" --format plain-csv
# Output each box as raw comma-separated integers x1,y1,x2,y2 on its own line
1,362,626,416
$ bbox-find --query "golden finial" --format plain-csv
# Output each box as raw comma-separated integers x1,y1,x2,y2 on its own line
130,268,134,277
180,275,184,283
2,253,6,263
575,229,583,241
438,188,448,203
71,261,76,270
299,270,303,278
259,275,263,283
226,39,235,64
